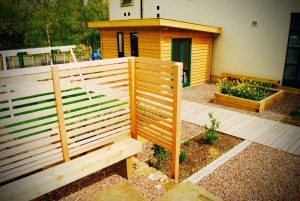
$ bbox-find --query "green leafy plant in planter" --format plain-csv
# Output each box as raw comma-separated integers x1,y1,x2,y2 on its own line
179,151,187,164
149,144,169,169
204,112,220,144
217,77,272,101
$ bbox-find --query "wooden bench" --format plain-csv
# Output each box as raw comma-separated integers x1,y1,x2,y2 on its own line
0,138,142,201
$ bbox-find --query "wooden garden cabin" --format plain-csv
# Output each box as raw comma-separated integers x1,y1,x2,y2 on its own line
88,18,221,87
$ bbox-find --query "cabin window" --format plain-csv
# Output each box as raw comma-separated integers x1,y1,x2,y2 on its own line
117,32,124,57
121,0,134,7
130,33,139,57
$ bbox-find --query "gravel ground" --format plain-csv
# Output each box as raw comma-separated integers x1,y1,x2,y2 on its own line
183,83,300,126
198,143,300,201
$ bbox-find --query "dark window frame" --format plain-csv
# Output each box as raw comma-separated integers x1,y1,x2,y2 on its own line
130,32,139,57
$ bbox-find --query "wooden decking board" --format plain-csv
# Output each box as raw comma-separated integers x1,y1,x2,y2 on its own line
239,119,268,140
282,127,300,152
247,121,277,141
182,100,300,156
294,146,300,155
230,116,259,138
266,124,297,148
221,114,250,134
254,122,288,145
287,136,300,153
271,127,299,150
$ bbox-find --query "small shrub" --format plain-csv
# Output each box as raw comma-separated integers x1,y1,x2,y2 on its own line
150,144,168,169
216,77,272,101
179,151,187,164
204,112,220,144
289,106,300,120
183,140,191,146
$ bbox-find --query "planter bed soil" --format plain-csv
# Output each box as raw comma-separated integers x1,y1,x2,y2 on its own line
155,131,242,182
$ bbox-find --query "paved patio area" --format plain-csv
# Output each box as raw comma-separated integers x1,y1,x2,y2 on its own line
182,100,300,156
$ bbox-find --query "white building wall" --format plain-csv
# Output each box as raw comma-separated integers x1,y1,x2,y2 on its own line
109,0,141,20
109,0,300,82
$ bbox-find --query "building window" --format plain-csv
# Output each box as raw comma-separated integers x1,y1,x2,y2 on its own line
124,13,126,16
117,32,124,57
157,13,160,18
128,12,130,16
157,6,160,10
121,0,134,7
130,33,138,57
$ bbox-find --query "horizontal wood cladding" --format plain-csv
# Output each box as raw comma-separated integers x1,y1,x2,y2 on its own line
100,28,161,59
100,27,213,87
161,29,212,86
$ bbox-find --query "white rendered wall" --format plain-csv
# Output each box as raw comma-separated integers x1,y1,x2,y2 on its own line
109,0,141,20
109,0,300,82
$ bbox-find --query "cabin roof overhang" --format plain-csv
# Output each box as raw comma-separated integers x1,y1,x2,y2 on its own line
88,18,222,34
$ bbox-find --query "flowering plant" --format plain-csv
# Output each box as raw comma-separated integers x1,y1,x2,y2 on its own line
216,77,272,101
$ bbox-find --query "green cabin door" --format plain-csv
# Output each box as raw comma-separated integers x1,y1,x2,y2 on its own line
172,38,191,87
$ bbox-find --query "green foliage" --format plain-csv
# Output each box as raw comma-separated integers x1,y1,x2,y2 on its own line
183,140,191,147
179,151,187,164
217,77,272,101
150,144,168,169
204,113,220,144
75,44,92,60
0,0,109,50
289,106,300,120
0,0,30,49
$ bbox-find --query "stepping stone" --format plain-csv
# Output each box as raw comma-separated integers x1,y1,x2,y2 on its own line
155,181,222,201
88,182,147,201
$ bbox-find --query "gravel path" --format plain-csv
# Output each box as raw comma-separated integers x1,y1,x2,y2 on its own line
197,143,300,201
183,83,300,126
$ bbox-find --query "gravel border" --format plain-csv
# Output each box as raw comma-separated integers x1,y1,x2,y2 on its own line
197,143,300,201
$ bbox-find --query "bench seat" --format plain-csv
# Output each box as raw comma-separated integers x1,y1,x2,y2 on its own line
0,138,142,201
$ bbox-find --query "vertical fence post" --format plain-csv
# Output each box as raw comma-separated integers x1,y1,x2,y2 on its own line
171,62,183,183
128,57,137,139
51,66,70,162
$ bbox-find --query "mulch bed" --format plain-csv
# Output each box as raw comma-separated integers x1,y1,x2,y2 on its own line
154,131,242,182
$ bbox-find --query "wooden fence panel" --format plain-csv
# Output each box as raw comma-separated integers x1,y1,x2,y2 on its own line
0,57,182,185
56,58,131,158
134,57,182,182
0,67,63,184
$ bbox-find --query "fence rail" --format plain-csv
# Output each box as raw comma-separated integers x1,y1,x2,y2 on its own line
0,57,182,184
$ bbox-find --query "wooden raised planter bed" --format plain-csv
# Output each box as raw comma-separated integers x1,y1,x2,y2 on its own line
213,88,285,113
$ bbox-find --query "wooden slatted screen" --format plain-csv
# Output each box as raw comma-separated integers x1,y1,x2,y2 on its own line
0,57,182,185
0,67,63,184
133,57,182,182
57,59,130,158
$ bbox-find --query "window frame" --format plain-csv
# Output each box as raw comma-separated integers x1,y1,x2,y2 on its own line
121,0,134,7
130,32,139,57
117,32,125,58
